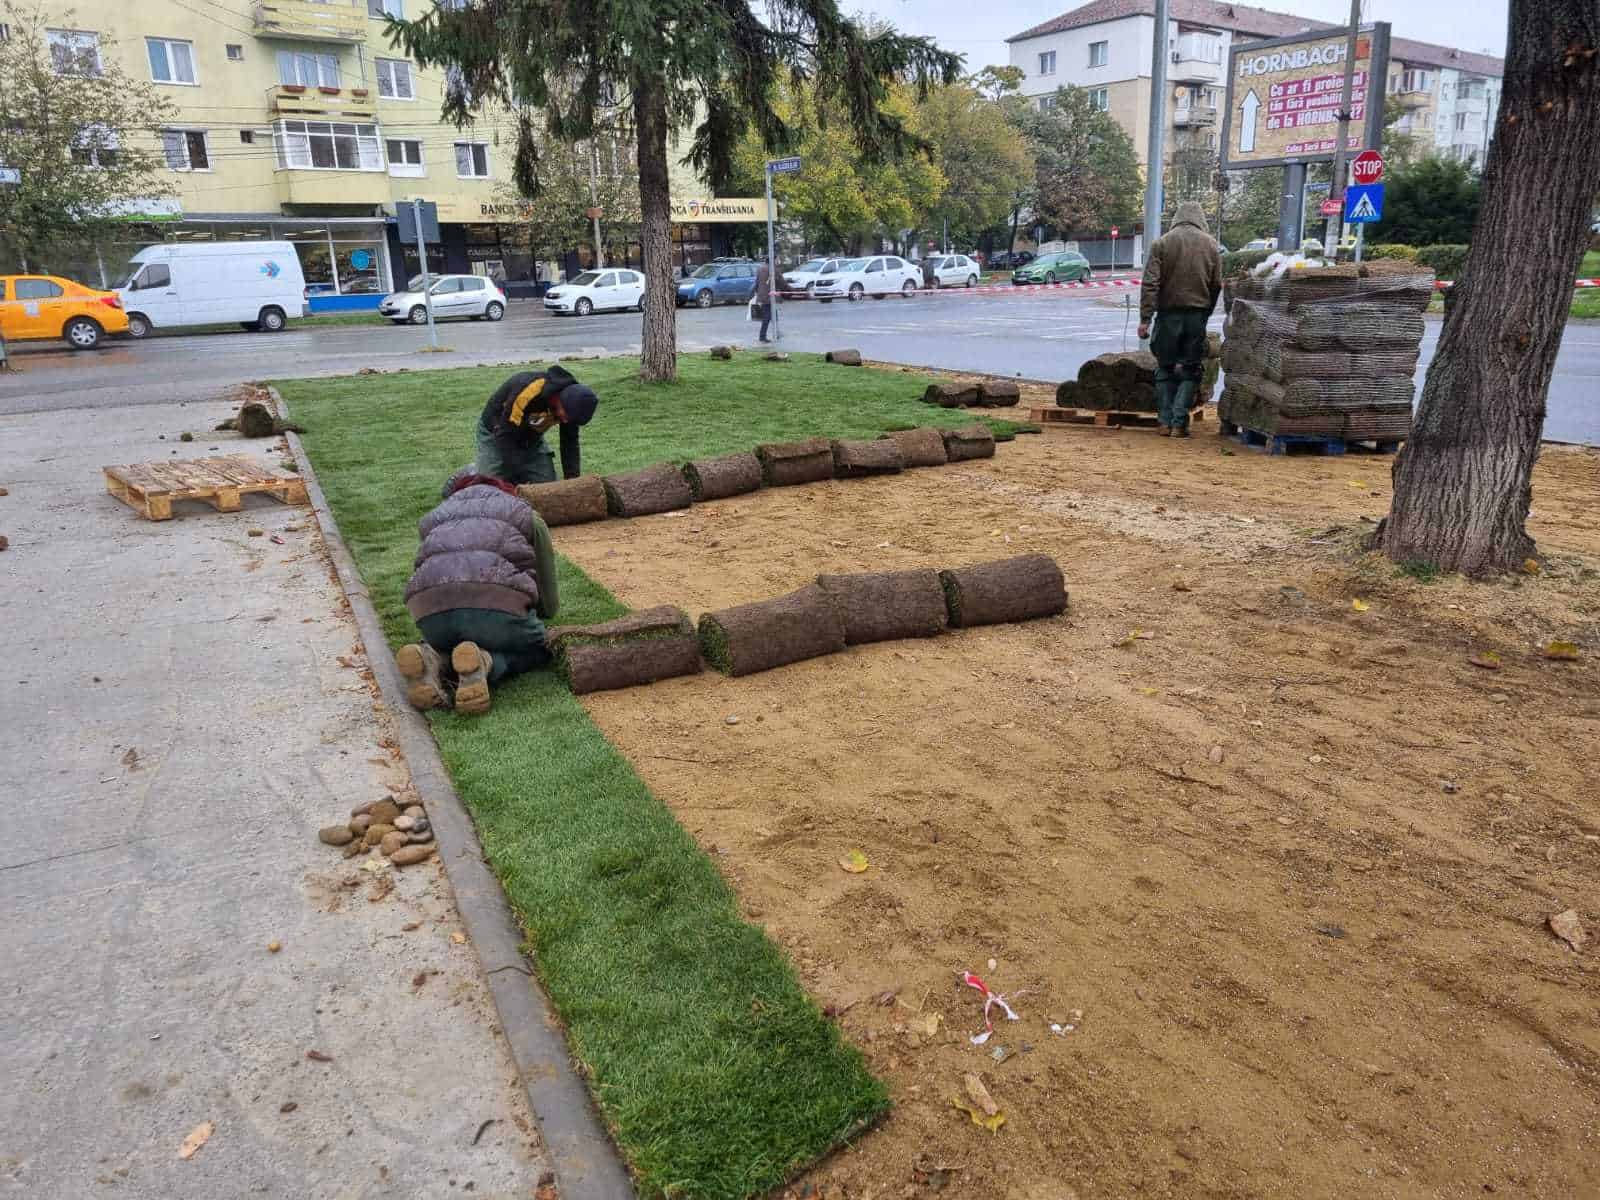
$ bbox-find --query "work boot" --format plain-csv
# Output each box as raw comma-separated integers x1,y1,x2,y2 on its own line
452,641,494,716
1174,426,1191,439
397,643,449,711
1158,426,1172,437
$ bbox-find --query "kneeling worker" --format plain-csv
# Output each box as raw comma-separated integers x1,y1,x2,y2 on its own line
397,475,558,715
476,364,599,484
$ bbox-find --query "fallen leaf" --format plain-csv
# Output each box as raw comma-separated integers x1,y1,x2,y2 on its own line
1521,557,1541,575
450,931,467,944
1468,652,1502,671
1137,687,1159,696
305,1049,333,1063
951,1098,1006,1133
914,1012,940,1040
838,849,869,874
1549,909,1587,952
1347,480,1367,490
963,1073,999,1116
1114,631,1139,648
178,1121,213,1159
1543,641,1581,661
121,748,140,769
1351,599,1370,612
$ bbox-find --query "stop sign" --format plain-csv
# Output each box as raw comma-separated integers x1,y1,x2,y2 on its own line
1352,150,1385,186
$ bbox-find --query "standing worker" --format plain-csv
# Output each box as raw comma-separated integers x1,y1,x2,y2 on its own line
474,364,599,485
753,260,773,345
1138,201,1223,438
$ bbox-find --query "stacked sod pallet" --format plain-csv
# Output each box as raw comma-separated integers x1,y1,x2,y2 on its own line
1218,262,1434,443
1054,341,1221,414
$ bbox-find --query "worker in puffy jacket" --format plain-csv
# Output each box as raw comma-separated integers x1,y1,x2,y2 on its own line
396,475,559,715
1138,200,1223,438
475,364,599,484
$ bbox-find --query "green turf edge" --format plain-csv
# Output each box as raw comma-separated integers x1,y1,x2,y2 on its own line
937,570,964,628
696,616,734,675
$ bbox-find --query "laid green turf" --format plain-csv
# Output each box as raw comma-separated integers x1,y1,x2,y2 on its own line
1572,289,1600,320
1579,250,1600,279
277,353,1025,1198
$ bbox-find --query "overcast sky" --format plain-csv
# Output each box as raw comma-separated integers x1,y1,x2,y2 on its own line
875,0,1510,74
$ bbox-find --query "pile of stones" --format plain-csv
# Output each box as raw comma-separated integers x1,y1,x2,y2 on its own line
317,795,436,866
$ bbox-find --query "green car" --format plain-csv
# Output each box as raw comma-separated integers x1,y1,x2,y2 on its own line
1012,251,1092,285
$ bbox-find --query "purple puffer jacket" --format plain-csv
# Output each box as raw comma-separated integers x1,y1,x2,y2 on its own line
404,485,540,620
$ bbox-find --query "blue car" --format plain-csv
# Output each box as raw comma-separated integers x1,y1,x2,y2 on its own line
676,261,758,308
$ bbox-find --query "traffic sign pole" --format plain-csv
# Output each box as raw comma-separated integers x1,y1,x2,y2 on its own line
414,198,438,351
764,157,802,345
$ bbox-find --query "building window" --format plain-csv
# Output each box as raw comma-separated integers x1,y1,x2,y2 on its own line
147,37,197,85
1090,88,1109,112
240,129,255,144
1038,94,1057,111
368,0,404,14
275,120,383,170
454,141,490,178
47,28,100,75
276,49,339,88
1038,50,1056,76
162,129,211,171
1088,40,1109,68
71,125,119,168
375,57,414,99
226,44,244,62
1393,68,1433,94
387,138,424,176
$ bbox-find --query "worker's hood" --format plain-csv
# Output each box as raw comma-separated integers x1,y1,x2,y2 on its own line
1171,201,1210,232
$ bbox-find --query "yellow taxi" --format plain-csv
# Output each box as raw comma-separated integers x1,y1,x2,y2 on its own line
0,274,130,350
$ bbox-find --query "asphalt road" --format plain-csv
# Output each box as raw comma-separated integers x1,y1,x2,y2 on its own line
3,288,1596,444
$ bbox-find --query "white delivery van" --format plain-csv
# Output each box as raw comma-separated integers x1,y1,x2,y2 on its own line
116,242,308,338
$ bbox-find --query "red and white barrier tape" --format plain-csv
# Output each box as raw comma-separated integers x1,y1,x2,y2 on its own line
962,971,1021,1045
1435,278,1599,290
777,278,1140,300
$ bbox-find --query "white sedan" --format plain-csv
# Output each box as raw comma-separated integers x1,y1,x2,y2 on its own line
543,269,646,316
781,256,849,296
925,253,982,288
379,274,506,325
811,255,922,302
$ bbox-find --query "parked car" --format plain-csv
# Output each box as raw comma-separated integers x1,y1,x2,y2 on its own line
379,274,506,325
676,261,758,308
989,250,1034,270
812,255,922,301
117,241,308,337
923,253,982,288
0,274,129,350
1241,238,1279,252
543,268,645,316
1012,251,1092,285
782,256,849,296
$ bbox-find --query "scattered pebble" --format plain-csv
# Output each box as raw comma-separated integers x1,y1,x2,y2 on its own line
724,715,741,726
1208,745,1225,765
267,941,281,954
1491,693,1511,704
1308,754,1324,765
394,815,416,831
317,825,354,847
350,814,372,835
987,958,997,971
391,843,435,866
1440,780,1460,794
404,805,425,820
279,1102,297,1114
379,831,407,857
247,528,264,537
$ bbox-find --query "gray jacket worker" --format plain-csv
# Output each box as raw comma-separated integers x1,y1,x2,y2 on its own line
475,365,599,485
1138,201,1223,437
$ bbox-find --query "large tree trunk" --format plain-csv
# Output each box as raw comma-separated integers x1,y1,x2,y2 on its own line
634,75,677,383
1379,0,1600,575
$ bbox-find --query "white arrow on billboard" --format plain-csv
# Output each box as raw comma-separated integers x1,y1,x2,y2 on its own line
1239,90,1261,153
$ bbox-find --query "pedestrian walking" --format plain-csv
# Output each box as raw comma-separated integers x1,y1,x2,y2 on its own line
753,261,773,344
1138,201,1223,437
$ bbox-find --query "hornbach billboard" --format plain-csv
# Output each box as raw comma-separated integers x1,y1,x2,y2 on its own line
1219,24,1390,171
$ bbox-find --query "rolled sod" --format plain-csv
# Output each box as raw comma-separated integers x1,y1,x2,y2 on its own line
832,439,904,477
697,584,847,676
922,382,978,408
602,463,694,517
942,423,997,461
825,349,863,366
516,475,609,527
939,554,1068,628
878,427,948,467
756,437,835,487
682,452,763,501
710,345,735,360
978,379,1021,407
547,606,703,695
816,569,947,645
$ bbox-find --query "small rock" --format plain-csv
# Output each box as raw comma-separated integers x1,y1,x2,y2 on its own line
1276,816,1296,827
406,829,434,844
1314,923,1347,939
987,957,998,971
341,841,363,859
1069,1008,1083,1021
349,814,372,835
0,535,9,552
368,799,402,826
391,844,436,867
247,528,264,537
380,831,408,857
403,805,425,820
267,941,281,953
1208,745,1225,765
318,825,354,846
1440,780,1460,794
279,1101,297,1114
1491,692,1511,704
1549,909,1587,952
394,815,416,831
1308,754,1324,765
0,487,8,496
363,822,396,848
408,818,430,836
725,715,740,726
351,799,377,817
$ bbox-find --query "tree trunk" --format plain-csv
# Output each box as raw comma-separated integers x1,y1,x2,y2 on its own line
633,75,677,383
1379,0,1600,575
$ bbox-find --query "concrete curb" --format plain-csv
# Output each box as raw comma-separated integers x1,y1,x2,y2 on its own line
272,389,636,1200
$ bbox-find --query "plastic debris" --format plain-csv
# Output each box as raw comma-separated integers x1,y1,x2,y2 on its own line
961,971,1020,1045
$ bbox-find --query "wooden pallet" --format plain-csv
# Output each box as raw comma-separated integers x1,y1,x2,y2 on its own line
1221,421,1402,457
104,455,309,521
1029,406,1206,430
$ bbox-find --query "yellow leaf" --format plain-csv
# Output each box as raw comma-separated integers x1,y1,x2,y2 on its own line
1352,599,1370,612
450,931,467,944
1522,557,1541,575
951,1099,1007,1133
838,849,869,874
1347,480,1367,490
1137,687,1159,696
1468,651,1501,671
1543,641,1581,661
178,1121,214,1160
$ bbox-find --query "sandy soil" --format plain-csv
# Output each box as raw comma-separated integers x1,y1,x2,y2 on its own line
556,421,1600,1200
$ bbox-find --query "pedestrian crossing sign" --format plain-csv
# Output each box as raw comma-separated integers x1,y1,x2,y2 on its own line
1344,183,1384,224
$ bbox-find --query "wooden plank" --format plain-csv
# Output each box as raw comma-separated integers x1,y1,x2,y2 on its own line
103,456,308,521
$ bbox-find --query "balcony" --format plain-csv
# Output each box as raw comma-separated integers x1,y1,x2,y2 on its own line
267,83,376,118
275,169,390,207
253,0,366,43
1391,89,1430,109
1173,104,1217,127
1171,33,1223,83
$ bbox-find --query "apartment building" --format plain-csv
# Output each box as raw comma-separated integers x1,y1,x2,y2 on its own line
22,1,708,293
1008,1,1502,172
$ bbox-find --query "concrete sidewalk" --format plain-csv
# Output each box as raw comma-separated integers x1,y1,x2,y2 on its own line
0,400,548,1197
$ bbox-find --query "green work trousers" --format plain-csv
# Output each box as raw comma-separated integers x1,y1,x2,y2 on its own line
416,608,552,685
1150,307,1210,431
475,414,555,485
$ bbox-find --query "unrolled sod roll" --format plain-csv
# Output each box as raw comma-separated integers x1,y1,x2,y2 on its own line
682,452,763,501
832,439,904,477
517,475,609,526
978,379,1021,407
548,606,702,694
756,437,835,487
816,569,947,645
602,463,693,517
825,349,863,365
878,427,948,467
942,423,996,461
939,554,1068,628
698,584,847,676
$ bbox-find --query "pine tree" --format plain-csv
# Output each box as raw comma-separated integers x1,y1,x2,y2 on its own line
386,2,959,382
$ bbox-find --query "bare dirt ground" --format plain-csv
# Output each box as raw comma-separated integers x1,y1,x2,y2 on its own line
555,421,1600,1200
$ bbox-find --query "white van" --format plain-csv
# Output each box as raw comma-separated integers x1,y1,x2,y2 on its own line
116,242,308,338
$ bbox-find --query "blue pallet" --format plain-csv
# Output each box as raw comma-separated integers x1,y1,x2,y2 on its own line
1221,421,1401,457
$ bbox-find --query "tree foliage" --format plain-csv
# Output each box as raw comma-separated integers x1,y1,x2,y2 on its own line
1219,168,1281,248
0,3,174,272
1372,154,1481,245
911,82,1034,250
497,126,641,262
1012,86,1142,237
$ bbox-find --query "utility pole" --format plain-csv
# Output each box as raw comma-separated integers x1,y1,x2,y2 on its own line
1143,0,1171,250
412,198,438,351
1323,0,1364,259
764,161,779,343
587,140,605,269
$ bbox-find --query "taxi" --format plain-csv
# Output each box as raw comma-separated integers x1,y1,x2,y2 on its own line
0,274,130,350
